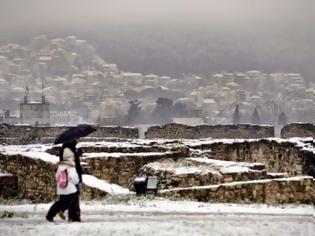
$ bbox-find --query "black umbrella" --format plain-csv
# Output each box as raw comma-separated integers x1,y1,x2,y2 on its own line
54,124,97,144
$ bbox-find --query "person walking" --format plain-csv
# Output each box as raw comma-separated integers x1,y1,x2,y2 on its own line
51,124,97,221
57,140,83,221
46,147,80,222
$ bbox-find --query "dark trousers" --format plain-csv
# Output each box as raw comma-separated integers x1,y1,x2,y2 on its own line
46,193,80,221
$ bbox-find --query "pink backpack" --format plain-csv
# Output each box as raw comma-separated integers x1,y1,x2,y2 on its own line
56,169,68,188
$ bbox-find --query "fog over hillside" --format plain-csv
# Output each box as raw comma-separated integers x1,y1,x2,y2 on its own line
0,0,314,80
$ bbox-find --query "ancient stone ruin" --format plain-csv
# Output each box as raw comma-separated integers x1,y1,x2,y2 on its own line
145,123,274,139
0,124,139,145
0,136,314,204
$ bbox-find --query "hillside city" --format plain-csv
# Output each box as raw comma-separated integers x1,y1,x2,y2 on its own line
0,35,314,127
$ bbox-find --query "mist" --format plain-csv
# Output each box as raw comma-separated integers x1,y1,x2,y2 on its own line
0,0,314,30
0,0,315,79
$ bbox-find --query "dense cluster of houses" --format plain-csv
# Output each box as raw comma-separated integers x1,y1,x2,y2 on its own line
0,35,314,126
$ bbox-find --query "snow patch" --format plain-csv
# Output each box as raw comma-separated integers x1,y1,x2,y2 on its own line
0,144,58,163
78,141,142,148
82,152,170,159
161,176,314,192
0,169,13,177
82,174,129,195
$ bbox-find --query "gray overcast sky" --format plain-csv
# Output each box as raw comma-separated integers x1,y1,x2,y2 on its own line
0,0,314,80
0,0,314,29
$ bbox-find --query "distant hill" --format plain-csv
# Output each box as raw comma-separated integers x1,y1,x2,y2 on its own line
1,22,314,82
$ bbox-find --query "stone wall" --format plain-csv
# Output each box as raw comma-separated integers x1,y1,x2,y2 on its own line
82,149,189,188
0,138,314,203
0,123,278,142
0,154,56,202
160,177,315,204
281,123,315,138
145,123,274,139
188,139,315,177
0,145,189,202
81,183,108,200
47,144,170,156
140,160,270,190
0,154,108,203
0,124,139,144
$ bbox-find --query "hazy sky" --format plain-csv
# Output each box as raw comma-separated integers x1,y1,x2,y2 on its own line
0,0,314,30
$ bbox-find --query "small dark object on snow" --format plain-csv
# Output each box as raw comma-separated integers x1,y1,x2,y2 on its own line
54,124,97,144
133,176,158,195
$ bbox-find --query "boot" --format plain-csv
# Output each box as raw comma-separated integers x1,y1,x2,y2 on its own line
58,211,66,220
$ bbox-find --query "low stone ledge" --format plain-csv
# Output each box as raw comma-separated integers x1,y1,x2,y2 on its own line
186,139,315,177
159,176,315,204
0,153,117,202
139,159,269,189
81,151,188,188
0,153,56,202
0,124,139,144
46,144,172,156
281,123,315,139
145,123,274,139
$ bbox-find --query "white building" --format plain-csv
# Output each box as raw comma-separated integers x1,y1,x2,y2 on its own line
20,94,50,126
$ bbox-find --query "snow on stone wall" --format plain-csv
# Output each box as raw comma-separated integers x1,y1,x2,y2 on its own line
0,137,314,203
145,123,274,139
0,124,139,145
160,176,315,204
185,138,315,177
0,152,122,202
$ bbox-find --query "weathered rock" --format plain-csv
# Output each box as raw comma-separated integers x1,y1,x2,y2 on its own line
0,153,109,203
139,159,270,189
160,177,315,204
187,139,315,177
145,123,274,139
81,150,188,189
281,123,315,138
0,137,314,204
0,124,138,145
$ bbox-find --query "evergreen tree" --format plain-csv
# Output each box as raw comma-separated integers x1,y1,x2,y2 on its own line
152,97,173,124
278,111,287,126
127,100,142,125
251,107,262,125
232,104,240,125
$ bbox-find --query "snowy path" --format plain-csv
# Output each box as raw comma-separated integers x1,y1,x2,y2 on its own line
0,211,314,236
0,200,314,236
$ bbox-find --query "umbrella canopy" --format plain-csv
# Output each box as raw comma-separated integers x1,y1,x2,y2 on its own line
54,124,97,144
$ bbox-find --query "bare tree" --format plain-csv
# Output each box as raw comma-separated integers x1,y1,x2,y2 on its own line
127,100,142,125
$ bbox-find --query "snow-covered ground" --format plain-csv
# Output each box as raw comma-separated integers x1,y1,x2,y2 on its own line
0,198,314,236
0,139,314,235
